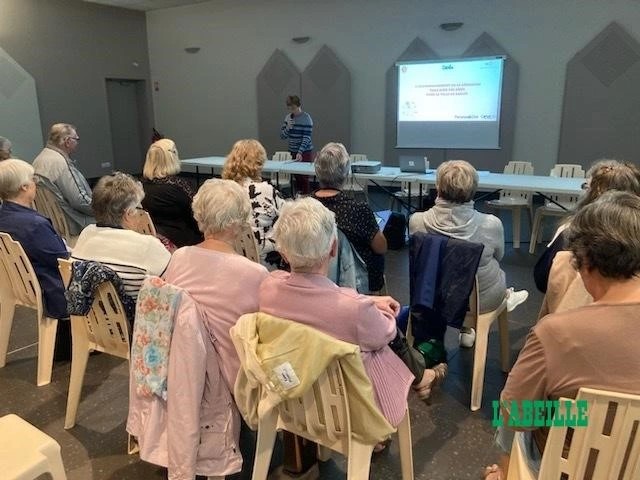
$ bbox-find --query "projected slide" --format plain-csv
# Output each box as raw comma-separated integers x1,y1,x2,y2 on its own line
396,57,505,149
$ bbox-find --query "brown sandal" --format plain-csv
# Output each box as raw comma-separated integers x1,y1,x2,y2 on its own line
412,363,448,400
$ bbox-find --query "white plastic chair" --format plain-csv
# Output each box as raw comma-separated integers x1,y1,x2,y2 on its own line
270,151,292,191
133,210,156,236
464,277,510,411
58,259,130,429
0,232,58,386
33,183,77,248
251,359,414,480
529,164,585,254
344,154,369,201
0,413,67,480
486,161,534,249
507,388,640,480
233,224,260,264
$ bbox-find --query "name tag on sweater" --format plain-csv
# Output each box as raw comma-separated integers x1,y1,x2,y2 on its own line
273,362,300,390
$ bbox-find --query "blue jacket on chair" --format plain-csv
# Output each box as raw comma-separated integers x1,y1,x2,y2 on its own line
409,232,483,344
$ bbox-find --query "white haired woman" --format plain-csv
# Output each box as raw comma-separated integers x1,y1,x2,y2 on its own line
485,191,640,479
409,160,528,359
260,197,438,430
141,138,202,247
162,179,281,479
312,142,387,292
0,136,12,160
0,159,71,359
72,172,171,299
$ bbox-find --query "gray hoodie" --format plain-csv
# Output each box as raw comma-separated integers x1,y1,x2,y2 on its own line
409,199,506,312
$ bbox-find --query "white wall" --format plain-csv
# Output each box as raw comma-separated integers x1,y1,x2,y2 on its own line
147,0,640,174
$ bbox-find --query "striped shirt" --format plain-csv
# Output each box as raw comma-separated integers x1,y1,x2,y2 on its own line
280,111,313,154
71,225,171,299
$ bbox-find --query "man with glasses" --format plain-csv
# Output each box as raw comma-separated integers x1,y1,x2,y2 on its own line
33,123,95,235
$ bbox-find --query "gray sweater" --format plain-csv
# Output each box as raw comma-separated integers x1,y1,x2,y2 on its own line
409,199,506,312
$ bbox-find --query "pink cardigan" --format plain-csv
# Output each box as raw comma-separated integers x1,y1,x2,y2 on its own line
127,286,242,479
259,271,413,427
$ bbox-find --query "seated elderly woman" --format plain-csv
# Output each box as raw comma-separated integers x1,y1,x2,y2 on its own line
222,139,285,268
162,179,278,478
485,190,640,480
534,159,640,294
141,138,202,248
72,172,171,300
409,160,528,353
0,159,71,358
312,142,387,292
260,197,440,428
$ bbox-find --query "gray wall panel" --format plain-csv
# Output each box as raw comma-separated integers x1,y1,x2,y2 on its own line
257,50,301,157
558,22,640,167
301,46,351,153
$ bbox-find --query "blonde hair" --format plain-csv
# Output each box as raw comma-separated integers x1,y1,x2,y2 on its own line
273,197,337,270
192,179,251,236
222,139,267,183
47,123,76,147
92,172,144,226
143,139,180,180
436,160,479,203
0,159,34,200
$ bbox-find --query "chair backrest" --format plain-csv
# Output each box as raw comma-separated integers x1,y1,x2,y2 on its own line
539,388,640,479
133,210,156,236
500,161,534,202
545,163,586,209
0,232,42,313
33,183,72,240
271,152,292,184
349,154,367,163
58,259,130,359
277,359,353,453
233,224,260,263
273,151,292,161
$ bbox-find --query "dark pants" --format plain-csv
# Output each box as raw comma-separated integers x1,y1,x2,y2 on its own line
291,150,314,194
226,419,283,480
389,328,426,384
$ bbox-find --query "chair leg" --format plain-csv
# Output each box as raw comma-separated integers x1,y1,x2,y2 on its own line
471,313,493,411
64,317,90,429
37,315,58,386
396,411,414,480
252,409,278,480
498,309,510,373
512,208,521,249
43,441,67,480
347,439,374,479
529,209,543,254
0,299,16,368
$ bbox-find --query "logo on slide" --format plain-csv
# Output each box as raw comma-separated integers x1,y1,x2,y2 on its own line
442,64,454,70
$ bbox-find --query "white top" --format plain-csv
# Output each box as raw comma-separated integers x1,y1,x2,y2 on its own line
72,225,171,299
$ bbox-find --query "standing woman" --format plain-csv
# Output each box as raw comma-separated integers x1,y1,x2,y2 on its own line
141,139,202,247
222,139,286,268
280,95,314,193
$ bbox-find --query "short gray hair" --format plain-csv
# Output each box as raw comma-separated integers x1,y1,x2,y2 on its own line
47,123,76,147
0,137,11,160
91,172,144,226
192,179,251,236
314,142,351,189
0,159,34,200
567,191,640,279
273,197,337,270
436,160,478,203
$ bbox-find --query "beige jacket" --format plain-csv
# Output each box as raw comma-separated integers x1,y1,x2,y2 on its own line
538,251,593,319
230,312,395,444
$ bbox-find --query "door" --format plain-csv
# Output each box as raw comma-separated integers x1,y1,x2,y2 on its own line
106,79,145,174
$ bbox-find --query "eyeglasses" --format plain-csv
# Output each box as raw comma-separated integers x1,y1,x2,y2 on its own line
67,136,80,142
581,181,590,190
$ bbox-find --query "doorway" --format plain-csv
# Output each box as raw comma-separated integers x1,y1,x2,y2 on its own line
105,79,148,174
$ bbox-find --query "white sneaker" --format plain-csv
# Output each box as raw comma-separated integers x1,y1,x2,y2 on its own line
459,327,476,348
506,287,529,312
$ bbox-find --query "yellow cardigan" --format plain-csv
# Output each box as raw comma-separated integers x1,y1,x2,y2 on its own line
230,312,395,444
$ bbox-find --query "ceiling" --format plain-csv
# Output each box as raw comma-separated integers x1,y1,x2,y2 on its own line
83,0,210,11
